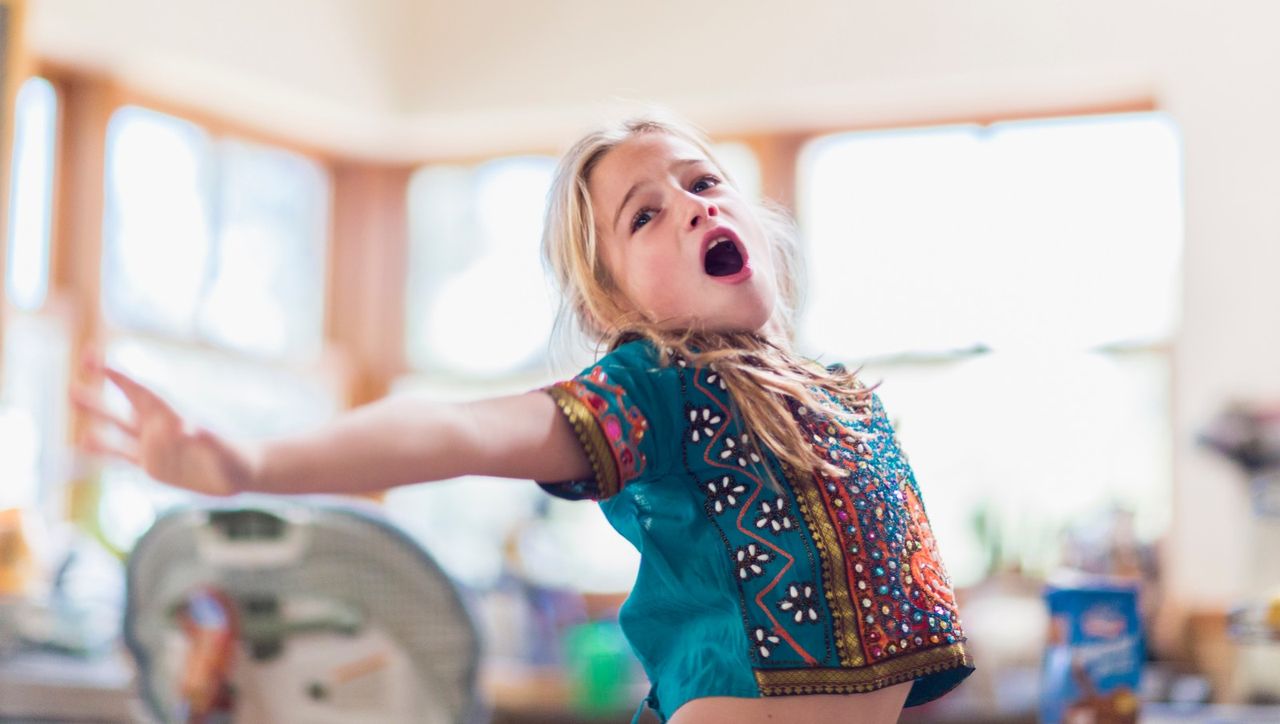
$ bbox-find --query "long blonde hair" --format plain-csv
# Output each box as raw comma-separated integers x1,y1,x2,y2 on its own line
542,114,879,482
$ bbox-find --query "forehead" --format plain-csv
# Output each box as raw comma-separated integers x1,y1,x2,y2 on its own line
588,133,710,200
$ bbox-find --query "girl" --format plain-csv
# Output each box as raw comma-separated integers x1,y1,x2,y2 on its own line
76,114,974,723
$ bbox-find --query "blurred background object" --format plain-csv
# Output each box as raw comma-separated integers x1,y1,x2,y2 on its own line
1199,400,1280,515
1039,579,1144,724
124,500,482,724
1198,402,1280,706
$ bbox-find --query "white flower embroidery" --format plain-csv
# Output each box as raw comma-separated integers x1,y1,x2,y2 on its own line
720,433,762,467
778,583,821,624
754,497,795,534
705,368,727,391
752,627,781,658
704,475,747,514
687,406,723,443
734,543,772,580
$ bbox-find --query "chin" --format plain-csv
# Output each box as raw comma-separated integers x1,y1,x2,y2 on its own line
713,306,776,335
654,294,776,335
741,297,778,332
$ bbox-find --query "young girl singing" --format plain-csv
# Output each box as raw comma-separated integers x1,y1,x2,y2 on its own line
76,114,974,724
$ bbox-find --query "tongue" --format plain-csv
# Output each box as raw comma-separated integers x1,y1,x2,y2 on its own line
704,242,744,277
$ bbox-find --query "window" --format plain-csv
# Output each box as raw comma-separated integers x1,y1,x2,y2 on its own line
798,114,1181,358
0,313,71,513
6,77,57,311
95,106,339,551
797,113,1182,585
103,106,329,360
404,156,561,379
1,77,65,515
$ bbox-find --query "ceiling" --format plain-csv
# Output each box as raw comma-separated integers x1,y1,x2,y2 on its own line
27,0,1171,161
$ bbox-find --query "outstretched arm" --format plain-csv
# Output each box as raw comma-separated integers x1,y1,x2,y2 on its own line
73,359,592,496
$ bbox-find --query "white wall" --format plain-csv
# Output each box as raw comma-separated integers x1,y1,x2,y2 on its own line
27,0,1280,606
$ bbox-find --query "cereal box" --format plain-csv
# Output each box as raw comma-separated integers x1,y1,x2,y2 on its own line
1040,581,1143,724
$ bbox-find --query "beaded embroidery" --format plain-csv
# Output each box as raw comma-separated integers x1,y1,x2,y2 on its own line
544,366,648,499
677,362,971,696
769,393,970,696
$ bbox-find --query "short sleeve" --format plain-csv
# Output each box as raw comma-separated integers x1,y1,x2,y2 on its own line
537,341,666,501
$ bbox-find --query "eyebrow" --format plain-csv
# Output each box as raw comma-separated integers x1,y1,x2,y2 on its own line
612,157,706,233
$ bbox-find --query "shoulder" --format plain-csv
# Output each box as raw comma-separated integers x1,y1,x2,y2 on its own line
537,339,682,501
598,338,667,374
580,338,685,404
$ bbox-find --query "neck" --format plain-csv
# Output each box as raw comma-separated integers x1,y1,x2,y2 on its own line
758,317,790,348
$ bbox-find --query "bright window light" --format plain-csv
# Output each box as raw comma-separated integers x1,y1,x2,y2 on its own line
6,77,58,310
405,156,558,377
798,113,1183,360
102,107,328,359
197,139,328,358
103,106,212,335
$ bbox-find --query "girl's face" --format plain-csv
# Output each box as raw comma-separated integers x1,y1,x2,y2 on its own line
588,133,778,335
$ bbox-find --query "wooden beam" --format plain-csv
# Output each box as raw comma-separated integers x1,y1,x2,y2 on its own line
328,163,414,406
52,75,117,428
744,132,808,215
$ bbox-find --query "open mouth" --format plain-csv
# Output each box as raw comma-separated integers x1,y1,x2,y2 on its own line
703,234,746,277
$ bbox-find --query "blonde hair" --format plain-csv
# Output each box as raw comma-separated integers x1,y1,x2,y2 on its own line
542,114,879,483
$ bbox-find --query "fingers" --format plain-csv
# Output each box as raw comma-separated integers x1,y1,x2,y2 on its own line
70,387,140,437
101,366,169,416
80,350,173,418
74,350,146,468
73,393,142,468
80,430,142,467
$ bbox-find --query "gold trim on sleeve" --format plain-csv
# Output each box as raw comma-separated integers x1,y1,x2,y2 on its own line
545,384,621,499
754,642,973,695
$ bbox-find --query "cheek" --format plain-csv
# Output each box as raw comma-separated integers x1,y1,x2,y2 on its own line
601,245,660,301
631,251,686,303
614,246,696,316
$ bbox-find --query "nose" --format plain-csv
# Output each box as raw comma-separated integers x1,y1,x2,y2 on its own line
687,196,719,229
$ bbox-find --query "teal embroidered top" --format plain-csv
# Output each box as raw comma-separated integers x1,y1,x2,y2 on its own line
539,340,974,722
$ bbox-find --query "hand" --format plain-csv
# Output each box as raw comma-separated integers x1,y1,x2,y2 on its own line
72,356,259,497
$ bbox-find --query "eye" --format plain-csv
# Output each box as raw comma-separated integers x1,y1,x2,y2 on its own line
691,175,720,193
631,208,656,233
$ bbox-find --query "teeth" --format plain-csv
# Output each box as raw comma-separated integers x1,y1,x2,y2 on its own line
708,236,732,250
